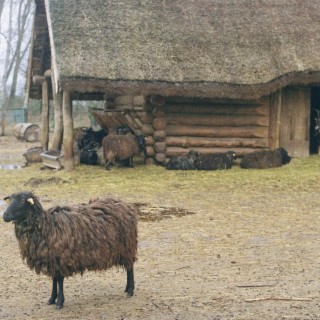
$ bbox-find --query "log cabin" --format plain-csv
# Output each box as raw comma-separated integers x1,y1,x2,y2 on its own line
26,0,320,171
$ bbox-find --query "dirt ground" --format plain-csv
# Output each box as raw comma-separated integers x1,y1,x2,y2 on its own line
0,135,320,320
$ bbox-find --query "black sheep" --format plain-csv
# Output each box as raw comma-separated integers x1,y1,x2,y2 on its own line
3,192,138,309
195,151,237,170
240,148,291,169
165,150,200,170
80,149,98,165
77,127,108,150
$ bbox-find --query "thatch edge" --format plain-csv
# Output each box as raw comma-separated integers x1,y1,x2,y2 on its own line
59,70,320,99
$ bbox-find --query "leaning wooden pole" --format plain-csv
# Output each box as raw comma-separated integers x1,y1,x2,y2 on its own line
41,79,49,150
33,75,50,150
62,91,74,171
50,70,63,151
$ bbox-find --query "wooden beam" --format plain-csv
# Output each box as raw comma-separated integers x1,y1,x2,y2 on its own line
62,91,75,171
166,125,269,139
269,90,281,149
166,114,269,127
40,79,49,150
50,70,63,151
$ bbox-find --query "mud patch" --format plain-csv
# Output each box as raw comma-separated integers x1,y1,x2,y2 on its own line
24,177,70,187
134,202,196,221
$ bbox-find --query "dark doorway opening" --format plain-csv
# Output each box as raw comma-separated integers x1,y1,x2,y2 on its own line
310,87,320,154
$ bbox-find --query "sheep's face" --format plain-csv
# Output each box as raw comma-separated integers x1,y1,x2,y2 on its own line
3,192,34,223
227,151,237,160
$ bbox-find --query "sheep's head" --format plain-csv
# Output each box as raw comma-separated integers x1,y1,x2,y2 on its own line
3,192,36,223
277,148,291,165
187,150,200,161
226,151,237,160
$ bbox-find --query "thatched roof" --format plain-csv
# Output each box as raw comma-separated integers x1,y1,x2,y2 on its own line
29,0,320,99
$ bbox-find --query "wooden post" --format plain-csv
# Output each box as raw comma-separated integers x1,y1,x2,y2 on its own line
50,70,63,151
41,79,49,150
269,90,282,150
62,91,75,171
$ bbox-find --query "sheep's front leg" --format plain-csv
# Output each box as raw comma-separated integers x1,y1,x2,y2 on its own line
128,157,134,168
47,277,58,305
56,275,65,309
125,268,134,296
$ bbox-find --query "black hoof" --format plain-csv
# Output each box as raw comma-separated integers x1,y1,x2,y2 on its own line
47,298,56,305
55,298,64,309
125,288,134,297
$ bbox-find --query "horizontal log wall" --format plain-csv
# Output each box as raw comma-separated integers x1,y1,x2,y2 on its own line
148,96,270,161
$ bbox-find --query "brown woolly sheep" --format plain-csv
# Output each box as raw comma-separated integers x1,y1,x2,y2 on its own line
3,192,138,310
240,148,291,169
102,131,146,170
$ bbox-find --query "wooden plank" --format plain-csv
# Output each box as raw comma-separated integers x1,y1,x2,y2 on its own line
280,87,310,157
269,90,281,149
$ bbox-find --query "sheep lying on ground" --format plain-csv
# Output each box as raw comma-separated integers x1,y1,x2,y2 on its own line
102,131,146,170
165,150,236,170
80,149,98,165
195,151,237,170
165,150,200,170
240,148,291,169
3,192,138,309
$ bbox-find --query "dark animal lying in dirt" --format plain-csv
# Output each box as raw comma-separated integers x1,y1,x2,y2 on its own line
195,151,237,170
240,148,291,169
3,192,138,310
165,150,200,170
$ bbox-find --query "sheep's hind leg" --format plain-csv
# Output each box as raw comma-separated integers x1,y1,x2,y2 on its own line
125,268,134,296
47,277,58,305
55,275,65,309
104,160,112,170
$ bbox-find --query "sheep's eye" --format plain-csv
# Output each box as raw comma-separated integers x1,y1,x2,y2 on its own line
4,197,10,204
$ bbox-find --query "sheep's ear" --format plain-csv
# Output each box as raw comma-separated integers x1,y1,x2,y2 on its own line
27,198,34,205
4,196,10,204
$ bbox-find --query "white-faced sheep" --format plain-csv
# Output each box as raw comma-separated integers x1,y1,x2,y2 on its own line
240,148,291,169
3,192,138,309
195,151,237,170
102,131,146,170
165,150,200,170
